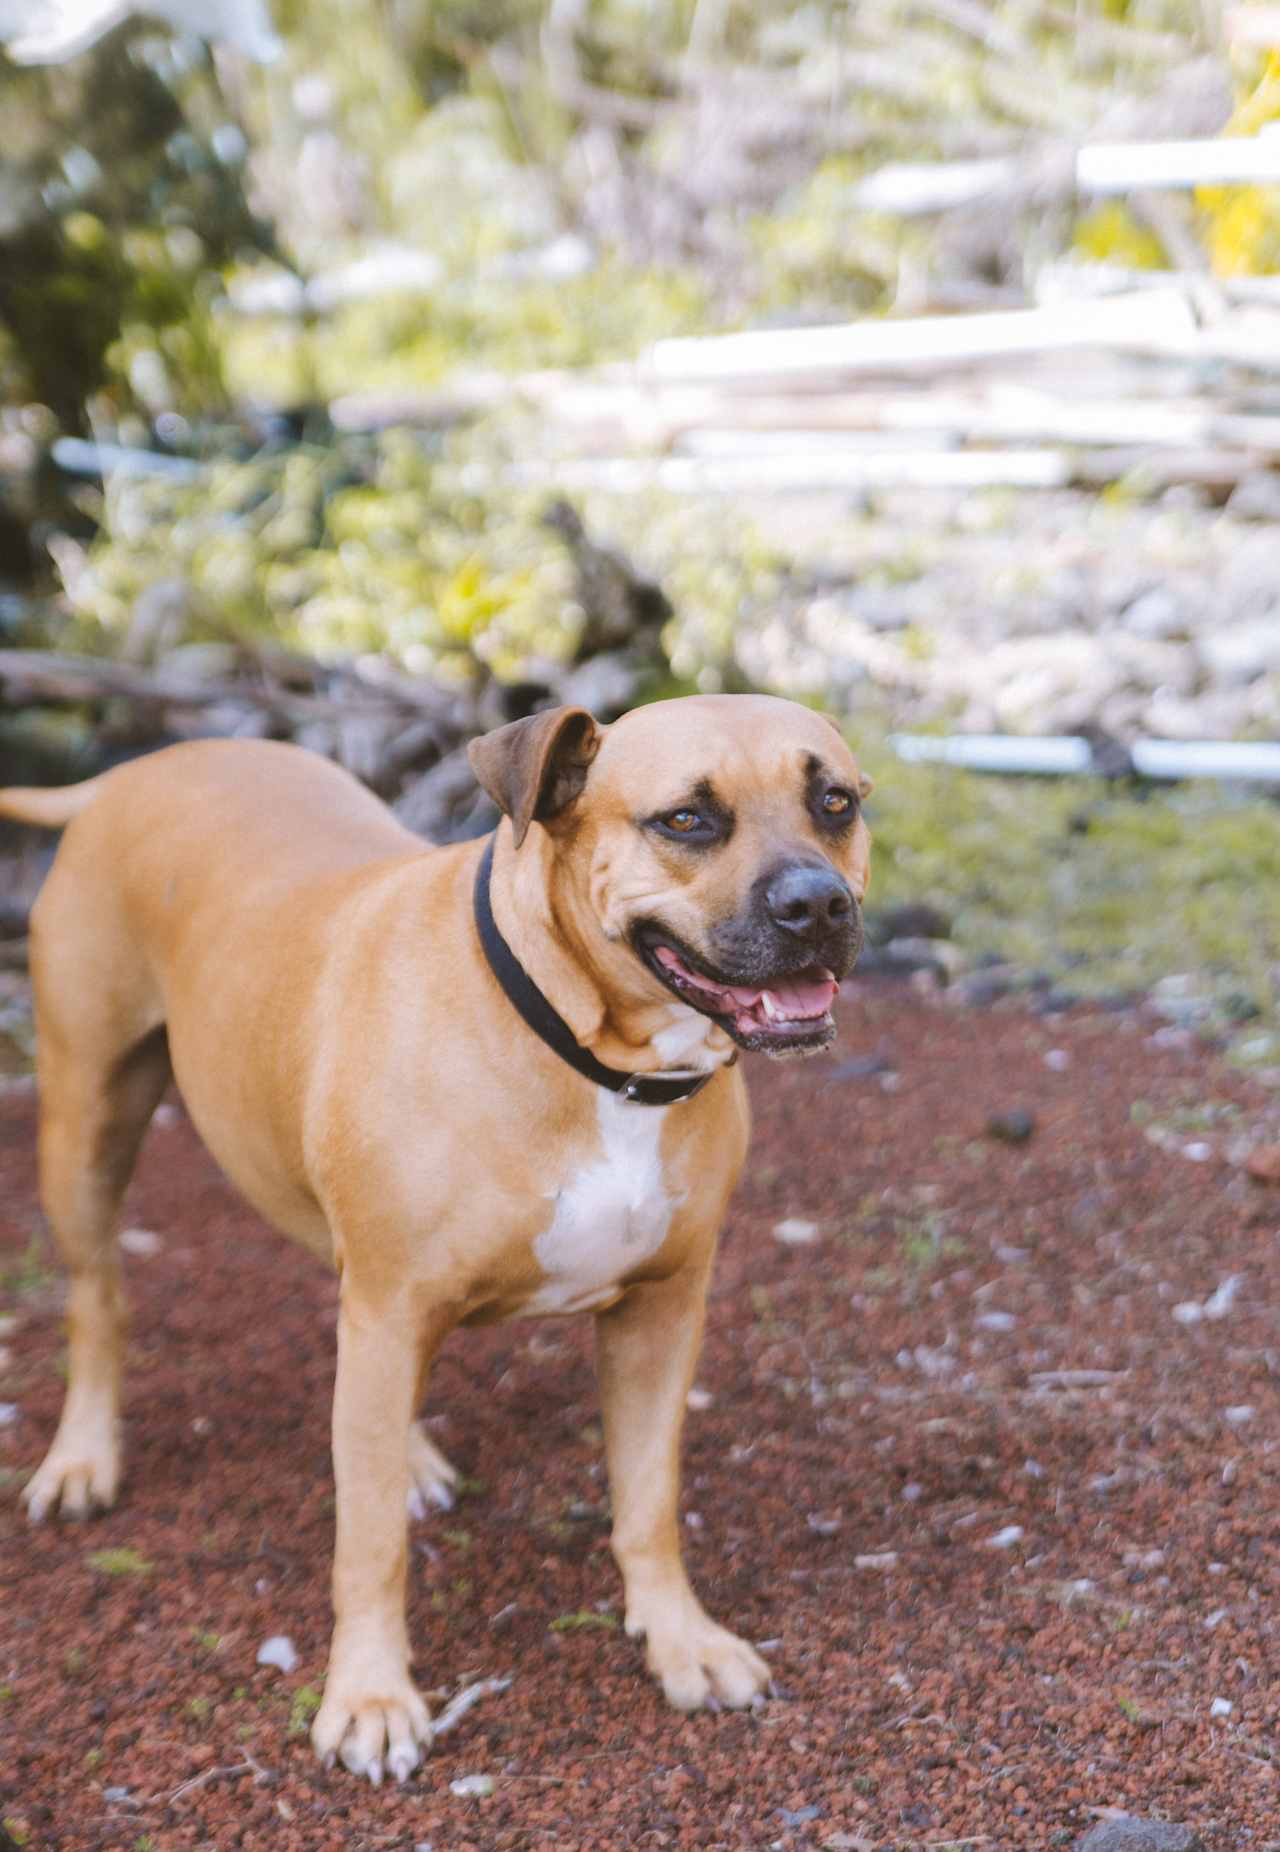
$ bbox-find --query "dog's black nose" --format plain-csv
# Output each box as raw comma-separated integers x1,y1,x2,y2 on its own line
766,863,853,938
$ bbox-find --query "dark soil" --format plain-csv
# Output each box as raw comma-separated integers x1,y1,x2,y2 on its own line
3,980,1280,1851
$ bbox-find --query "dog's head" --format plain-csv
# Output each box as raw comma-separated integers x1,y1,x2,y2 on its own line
468,694,873,1057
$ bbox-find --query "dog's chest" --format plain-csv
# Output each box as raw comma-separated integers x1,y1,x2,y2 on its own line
524,1094,678,1315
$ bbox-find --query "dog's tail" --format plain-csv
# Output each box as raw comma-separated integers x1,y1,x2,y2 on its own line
0,776,106,829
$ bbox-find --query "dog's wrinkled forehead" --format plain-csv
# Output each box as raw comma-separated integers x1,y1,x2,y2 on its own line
591,694,865,814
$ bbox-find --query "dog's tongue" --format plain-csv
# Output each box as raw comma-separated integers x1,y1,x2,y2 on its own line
654,947,836,1022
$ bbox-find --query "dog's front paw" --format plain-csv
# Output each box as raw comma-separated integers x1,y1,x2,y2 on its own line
24,1430,121,1522
312,1661,432,1785
630,1598,770,1712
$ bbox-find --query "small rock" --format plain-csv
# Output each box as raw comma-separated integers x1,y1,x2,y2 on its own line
867,901,952,945
975,1309,1017,1332
450,1773,496,1798
1226,469,1280,521
0,1402,18,1427
255,1635,298,1673
1210,1696,1233,1718
1223,1405,1256,1427
1182,1142,1213,1163
1073,1817,1204,1852
984,1524,1024,1549
827,1051,893,1080
1122,587,1187,639
986,1107,1035,1143
777,1804,821,1826
773,1217,819,1246
1203,1276,1242,1320
685,1385,714,1411
854,1550,898,1569
1245,1144,1280,1185
119,1227,163,1257
1044,1048,1071,1072
957,972,1012,1008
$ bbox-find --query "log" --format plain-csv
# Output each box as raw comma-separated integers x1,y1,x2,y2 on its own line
514,449,1075,492
0,649,461,729
646,288,1201,382
1226,4,1280,45
1076,132,1280,194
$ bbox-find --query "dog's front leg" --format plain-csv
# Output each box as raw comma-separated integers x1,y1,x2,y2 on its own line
596,1262,770,1711
311,1286,442,1784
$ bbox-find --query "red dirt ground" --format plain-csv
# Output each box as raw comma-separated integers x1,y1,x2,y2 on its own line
3,979,1280,1851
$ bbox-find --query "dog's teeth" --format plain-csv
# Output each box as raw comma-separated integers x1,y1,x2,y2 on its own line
761,992,782,1021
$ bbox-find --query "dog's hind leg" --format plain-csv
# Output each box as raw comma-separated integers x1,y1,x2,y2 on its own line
406,1345,459,1517
24,1011,170,1523
406,1420,458,1518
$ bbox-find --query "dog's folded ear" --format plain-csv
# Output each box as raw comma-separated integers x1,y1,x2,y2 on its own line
468,707,602,849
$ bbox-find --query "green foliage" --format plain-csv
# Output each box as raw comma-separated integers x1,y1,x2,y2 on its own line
864,739,1280,1031
287,1684,323,1735
86,1547,153,1576
549,1609,619,1631
2,1233,56,1297
0,29,267,426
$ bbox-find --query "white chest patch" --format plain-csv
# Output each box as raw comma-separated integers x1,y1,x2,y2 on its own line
525,1092,678,1315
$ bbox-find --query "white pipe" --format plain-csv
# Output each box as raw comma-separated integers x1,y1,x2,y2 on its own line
891,733,1280,783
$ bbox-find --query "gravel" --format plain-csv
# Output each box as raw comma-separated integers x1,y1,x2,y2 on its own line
3,983,1280,1845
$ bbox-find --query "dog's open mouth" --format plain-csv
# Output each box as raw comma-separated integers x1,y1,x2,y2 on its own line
637,933,840,1053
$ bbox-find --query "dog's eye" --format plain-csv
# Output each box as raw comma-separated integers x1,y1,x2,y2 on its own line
666,809,702,833
822,789,854,816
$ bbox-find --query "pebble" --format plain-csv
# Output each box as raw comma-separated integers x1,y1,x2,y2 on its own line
1210,1696,1233,1718
1074,1819,1204,1851
450,1774,496,1798
1044,1048,1071,1072
1223,1405,1255,1427
975,1309,1017,1331
984,1524,1024,1549
685,1385,714,1411
773,1217,819,1246
854,1550,898,1569
119,1227,163,1257
256,1634,298,1673
1245,1144,1280,1185
0,1402,18,1427
986,1107,1036,1143
1182,1141,1213,1162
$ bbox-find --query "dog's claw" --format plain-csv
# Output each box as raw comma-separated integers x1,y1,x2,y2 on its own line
367,1756,383,1789
389,1745,418,1784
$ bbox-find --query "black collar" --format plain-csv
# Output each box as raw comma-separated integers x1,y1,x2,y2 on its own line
473,834,719,1107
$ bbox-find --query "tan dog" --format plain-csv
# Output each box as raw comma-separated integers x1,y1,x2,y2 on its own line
1,693,872,1784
